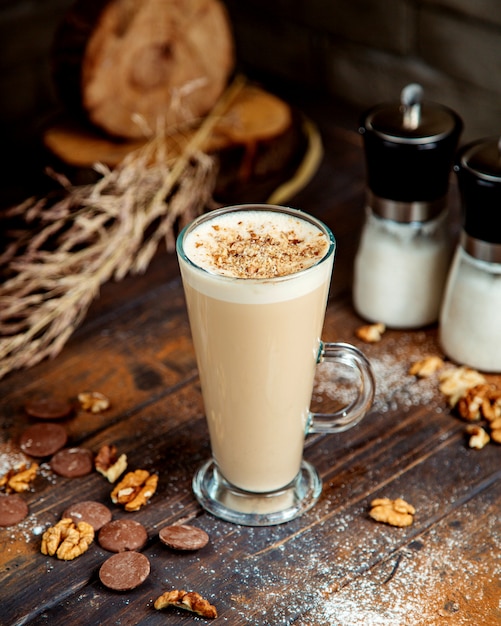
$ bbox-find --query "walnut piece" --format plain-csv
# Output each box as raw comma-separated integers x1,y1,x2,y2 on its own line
154,590,217,619
465,425,490,449
369,497,415,527
356,322,386,343
480,388,501,422
438,366,486,407
110,469,158,511
41,518,94,560
488,417,501,444
95,444,127,483
409,356,444,378
78,391,110,413
0,462,38,493
457,384,493,421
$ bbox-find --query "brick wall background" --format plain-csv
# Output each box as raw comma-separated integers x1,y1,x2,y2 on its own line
0,0,500,178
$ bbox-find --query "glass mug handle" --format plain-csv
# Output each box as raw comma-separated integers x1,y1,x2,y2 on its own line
308,342,375,434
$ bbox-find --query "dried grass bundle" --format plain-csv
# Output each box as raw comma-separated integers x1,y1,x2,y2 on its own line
0,78,245,379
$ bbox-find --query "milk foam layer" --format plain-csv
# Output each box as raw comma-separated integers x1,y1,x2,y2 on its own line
181,210,334,304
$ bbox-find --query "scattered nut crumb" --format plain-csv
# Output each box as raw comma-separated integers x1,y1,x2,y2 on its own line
95,444,127,483
465,425,490,449
409,356,444,378
41,518,94,560
369,497,415,527
356,322,386,343
110,469,158,511
154,590,217,619
78,391,110,413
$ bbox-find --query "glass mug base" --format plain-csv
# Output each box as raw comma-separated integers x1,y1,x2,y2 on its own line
192,459,322,526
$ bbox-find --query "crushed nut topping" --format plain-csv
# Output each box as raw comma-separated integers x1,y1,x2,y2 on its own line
154,590,217,619
409,356,444,378
369,497,415,527
355,322,386,343
465,425,490,449
41,518,94,560
110,469,158,511
438,366,486,407
185,213,330,279
78,391,110,413
0,462,38,493
95,444,127,483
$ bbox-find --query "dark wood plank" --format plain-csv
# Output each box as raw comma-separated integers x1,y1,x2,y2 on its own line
2,288,500,624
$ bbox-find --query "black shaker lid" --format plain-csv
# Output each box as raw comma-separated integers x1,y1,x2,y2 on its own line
360,84,463,207
455,137,501,245
365,85,458,143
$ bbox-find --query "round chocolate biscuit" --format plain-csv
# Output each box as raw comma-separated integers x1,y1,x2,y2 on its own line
99,551,150,591
0,494,29,527
98,518,148,553
62,501,112,531
50,447,94,477
19,423,68,458
24,397,73,420
159,524,209,551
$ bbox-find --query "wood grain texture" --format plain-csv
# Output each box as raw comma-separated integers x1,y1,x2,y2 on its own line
1,108,500,626
52,0,235,139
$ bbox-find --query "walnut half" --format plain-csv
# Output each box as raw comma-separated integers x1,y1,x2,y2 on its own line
0,462,38,493
154,590,217,619
438,366,486,408
465,425,490,450
356,322,386,343
110,469,158,511
78,391,110,413
95,444,127,483
457,384,493,422
41,518,94,560
369,497,415,527
409,356,444,378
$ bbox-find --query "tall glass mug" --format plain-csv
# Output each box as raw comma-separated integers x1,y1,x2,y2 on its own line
176,204,375,525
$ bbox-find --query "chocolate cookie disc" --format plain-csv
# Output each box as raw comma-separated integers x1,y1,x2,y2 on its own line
159,524,209,551
25,397,73,420
0,494,29,527
19,423,68,458
62,501,112,531
99,551,150,591
98,518,148,552
50,447,94,477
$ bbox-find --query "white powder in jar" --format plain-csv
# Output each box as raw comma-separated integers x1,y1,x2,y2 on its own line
353,209,452,329
439,247,501,372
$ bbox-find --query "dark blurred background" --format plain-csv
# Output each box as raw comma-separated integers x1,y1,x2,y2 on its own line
1,0,500,206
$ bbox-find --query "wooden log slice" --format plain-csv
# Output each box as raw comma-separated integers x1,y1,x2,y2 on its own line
42,84,309,204
43,85,292,167
52,0,235,139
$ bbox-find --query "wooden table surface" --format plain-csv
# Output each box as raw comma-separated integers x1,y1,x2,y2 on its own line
1,94,500,626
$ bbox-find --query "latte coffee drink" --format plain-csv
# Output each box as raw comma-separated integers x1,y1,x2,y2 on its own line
177,205,374,525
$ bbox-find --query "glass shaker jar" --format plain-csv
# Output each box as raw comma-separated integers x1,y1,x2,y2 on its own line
353,84,463,328
439,137,501,372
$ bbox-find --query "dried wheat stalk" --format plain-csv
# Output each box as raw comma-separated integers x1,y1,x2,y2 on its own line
0,78,245,379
